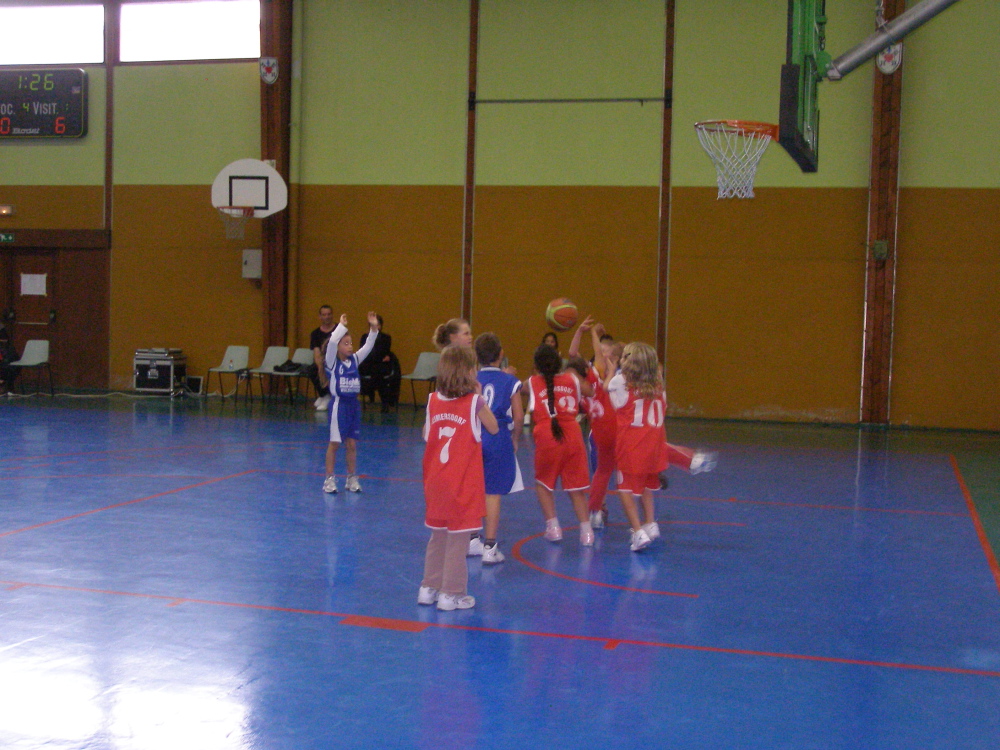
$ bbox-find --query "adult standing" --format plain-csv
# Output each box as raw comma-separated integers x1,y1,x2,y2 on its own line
306,305,336,410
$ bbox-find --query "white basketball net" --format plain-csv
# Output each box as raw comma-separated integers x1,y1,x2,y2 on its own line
695,120,778,199
218,206,255,240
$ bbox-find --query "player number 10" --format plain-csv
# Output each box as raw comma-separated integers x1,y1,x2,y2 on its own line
631,398,664,428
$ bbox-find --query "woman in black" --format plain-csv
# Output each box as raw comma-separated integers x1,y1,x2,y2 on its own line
358,314,400,411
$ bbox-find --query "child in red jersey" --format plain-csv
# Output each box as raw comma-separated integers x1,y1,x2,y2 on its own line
418,345,499,611
567,316,620,530
527,344,595,546
606,342,669,552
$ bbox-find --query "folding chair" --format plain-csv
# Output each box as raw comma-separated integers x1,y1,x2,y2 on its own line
246,346,290,402
400,351,440,408
10,340,54,396
207,346,250,399
271,347,315,404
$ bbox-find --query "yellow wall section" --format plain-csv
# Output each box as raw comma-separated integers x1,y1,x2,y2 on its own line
109,185,264,390
113,63,260,185
892,188,1000,430
476,0,664,187
295,184,464,387
666,187,868,421
299,0,469,186
899,0,1000,188
472,185,660,375
672,0,872,188
0,186,103,229
0,66,106,187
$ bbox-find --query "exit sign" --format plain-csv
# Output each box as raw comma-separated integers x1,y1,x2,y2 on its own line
0,232,14,243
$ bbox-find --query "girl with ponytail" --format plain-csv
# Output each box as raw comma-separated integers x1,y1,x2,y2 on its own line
526,344,594,545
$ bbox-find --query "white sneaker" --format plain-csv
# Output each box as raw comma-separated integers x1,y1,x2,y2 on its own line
437,593,475,611
642,521,661,541
322,475,338,494
481,544,505,564
417,586,439,605
630,528,652,552
346,474,361,493
690,450,718,474
580,527,594,547
467,536,486,556
544,521,562,542
589,510,605,529
315,395,330,411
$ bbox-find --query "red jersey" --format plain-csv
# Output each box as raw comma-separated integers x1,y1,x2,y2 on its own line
527,372,584,444
584,366,617,444
612,387,669,475
422,392,486,532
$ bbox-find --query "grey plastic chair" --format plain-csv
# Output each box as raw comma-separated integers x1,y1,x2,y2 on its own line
10,339,53,396
207,345,250,399
247,346,290,401
270,347,315,403
400,351,440,408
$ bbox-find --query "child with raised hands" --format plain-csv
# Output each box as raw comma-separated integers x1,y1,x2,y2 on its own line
605,342,669,552
418,345,499,611
322,311,380,494
526,344,594,546
568,316,619,530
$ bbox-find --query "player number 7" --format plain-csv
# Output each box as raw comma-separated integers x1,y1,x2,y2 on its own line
437,426,457,463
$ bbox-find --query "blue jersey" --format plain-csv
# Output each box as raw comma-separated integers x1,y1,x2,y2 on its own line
325,324,377,400
328,354,362,398
477,367,523,495
478,367,520,428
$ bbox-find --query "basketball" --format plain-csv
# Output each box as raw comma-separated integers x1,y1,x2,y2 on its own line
545,297,578,332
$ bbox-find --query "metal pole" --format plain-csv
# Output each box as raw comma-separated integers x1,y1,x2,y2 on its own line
826,0,963,80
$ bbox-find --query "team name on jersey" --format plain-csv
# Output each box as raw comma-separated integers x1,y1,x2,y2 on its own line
538,384,575,400
338,376,361,392
431,412,467,426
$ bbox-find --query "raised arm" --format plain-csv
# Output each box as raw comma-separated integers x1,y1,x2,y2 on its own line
590,323,607,378
353,311,380,365
567,315,594,358
325,320,349,370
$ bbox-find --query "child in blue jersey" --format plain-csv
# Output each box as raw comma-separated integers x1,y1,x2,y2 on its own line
470,332,524,564
323,311,380,494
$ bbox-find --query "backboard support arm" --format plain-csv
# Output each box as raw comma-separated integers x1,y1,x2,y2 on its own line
826,0,963,80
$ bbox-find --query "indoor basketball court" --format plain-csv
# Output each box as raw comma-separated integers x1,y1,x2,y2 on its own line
1,1,998,748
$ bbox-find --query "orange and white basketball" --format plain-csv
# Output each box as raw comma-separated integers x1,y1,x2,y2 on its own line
545,297,578,332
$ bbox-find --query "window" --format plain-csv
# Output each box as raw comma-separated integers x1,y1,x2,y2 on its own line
119,1,260,63
0,5,105,66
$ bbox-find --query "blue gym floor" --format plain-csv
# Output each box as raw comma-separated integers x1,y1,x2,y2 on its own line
1,396,999,749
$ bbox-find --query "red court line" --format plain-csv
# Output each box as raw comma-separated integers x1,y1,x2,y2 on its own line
664,493,967,517
3,577,998,678
950,455,1000,597
510,532,698,598
0,579,351,617
0,474,208,481
340,614,430,633
432,622,1000,679
0,440,322,465
0,471,257,538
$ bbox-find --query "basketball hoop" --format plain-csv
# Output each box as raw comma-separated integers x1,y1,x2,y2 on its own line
217,206,255,240
694,120,779,199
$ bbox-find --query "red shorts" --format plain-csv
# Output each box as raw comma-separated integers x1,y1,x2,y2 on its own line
534,432,591,492
616,470,660,496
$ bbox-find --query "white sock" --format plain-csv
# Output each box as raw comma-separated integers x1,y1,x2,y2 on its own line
580,521,593,535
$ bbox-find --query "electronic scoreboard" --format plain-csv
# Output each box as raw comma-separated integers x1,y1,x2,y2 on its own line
0,68,88,139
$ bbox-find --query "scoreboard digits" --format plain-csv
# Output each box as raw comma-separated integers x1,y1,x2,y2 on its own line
0,69,88,139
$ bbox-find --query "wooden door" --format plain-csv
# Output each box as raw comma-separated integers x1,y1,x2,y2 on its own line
8,250,58,356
